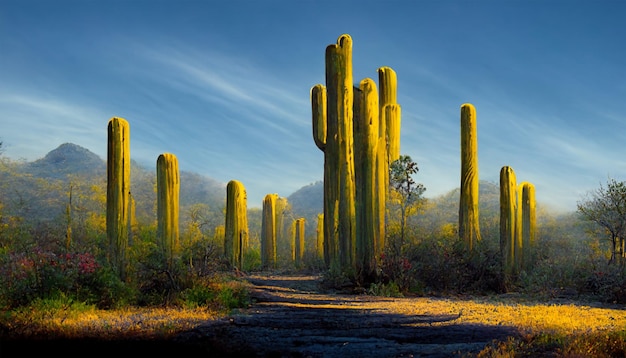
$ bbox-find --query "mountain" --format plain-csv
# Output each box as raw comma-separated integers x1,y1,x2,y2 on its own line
24,142,106,179
1,143,227,226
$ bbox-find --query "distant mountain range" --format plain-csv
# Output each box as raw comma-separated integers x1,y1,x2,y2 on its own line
2,142,529,240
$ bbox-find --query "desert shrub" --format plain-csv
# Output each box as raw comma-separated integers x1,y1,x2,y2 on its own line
181,275,250,312
0,247,107,309
402,233,501,295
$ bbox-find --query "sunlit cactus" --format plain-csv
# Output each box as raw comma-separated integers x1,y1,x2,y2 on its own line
293,218,306,268
316,213,324,261
157,153,180,271
377,66,401,257
459,103,482,250
214,224,225,245
261,193,278,269
310,34,357,271
225,179,248,270
521,182,536,270
106,117,130,281
354,78,379,280
500,166,517,278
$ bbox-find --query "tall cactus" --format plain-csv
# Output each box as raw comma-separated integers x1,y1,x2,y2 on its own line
225,180,248,270
261,193,278,269
459,103,482,250
311,34,356,271
499,166,517,279
157,153,180,271
521,182,536,271
377,67,400,257
354,78,379,280
106,117,130,281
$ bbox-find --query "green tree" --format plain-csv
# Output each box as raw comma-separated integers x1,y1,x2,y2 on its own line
388,155,426,253
577,178,626,264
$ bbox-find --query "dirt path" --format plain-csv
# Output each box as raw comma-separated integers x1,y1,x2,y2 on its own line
174,274,520,357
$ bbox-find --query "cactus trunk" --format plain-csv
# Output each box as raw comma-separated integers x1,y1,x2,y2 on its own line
316,213,324,261
225,180,248,270
521,182,536,271
294,218,305,268
106,117,130,281
157,153,180,271
354,78,379,281
261,193,278,269
315,34,357,271
459,103,482,250
499,166,517,280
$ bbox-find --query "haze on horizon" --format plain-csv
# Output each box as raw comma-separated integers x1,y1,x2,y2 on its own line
1,1,624,213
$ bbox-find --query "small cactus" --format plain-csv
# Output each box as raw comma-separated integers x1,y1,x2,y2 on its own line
293,218,305,267
500,166,517,278
521,182,536,270
225,180,248,270
261,193,278,269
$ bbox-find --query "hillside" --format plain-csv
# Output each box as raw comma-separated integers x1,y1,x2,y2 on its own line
0,143,226,226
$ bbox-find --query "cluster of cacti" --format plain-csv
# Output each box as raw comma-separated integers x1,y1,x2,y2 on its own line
499,166,536,280
157,153,180,271
106,117,130,281
261,193,278,269
311,34,401,280
459,103,482,250
224,179,248,270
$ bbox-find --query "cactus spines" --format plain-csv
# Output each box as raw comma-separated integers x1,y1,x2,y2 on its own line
521,182,536,270
225,179,248,270
261,193,278,269
459,103,482,250
500,166,517,278
106,117,130,281
354,78,379,280
157,153,180,271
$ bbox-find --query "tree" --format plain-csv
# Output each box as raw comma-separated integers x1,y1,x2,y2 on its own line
388,155,426,252
577,178,626,264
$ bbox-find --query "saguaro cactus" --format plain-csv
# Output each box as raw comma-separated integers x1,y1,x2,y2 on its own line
316,213,324,261
157,153,180,271
354,78,379,280
293,218,305,268
261,193,278,269
225,180,248,270
521,182,536,270
311,34,356,271
459,103,482,250
500,166,517,279
106,117,130,281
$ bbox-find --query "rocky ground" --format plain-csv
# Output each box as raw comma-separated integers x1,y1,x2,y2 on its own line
172,275,520,357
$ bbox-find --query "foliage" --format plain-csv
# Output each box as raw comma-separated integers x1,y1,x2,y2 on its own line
577,178,626,264
181,275,250,312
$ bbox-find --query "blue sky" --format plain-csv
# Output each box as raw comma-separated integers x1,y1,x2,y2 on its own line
1,0,624,213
